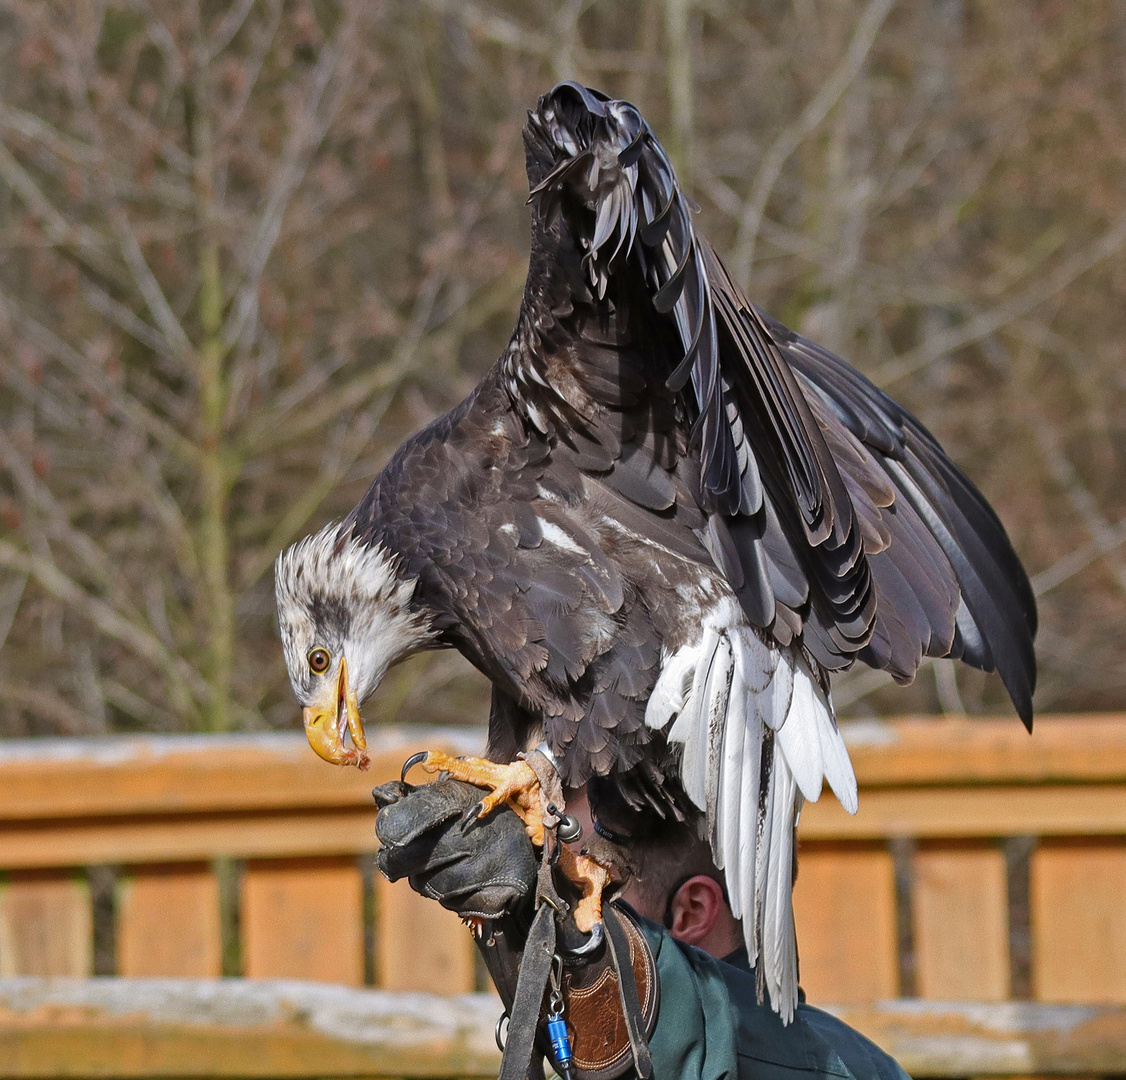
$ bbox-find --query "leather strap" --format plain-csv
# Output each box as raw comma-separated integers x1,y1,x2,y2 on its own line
476,754,655,1080
522,746,565,822
604,906,653,1078
555,904,658,1080
498,900,556,1080
481,904,658,1080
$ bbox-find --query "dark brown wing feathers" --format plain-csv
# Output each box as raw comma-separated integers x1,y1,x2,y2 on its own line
518,82,1036,724
344,83,1036,796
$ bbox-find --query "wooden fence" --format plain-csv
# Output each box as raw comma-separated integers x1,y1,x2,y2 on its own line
0,980,1123,1079
0,715,1123,1077
793,714,1126,1006
0,725,482,991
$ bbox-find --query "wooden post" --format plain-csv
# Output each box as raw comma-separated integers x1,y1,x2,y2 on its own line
792,843,898,1002
1031,840,1126,1003
374,875,476,994
913,843,1010,1000
0,869,91,976
117,862,222,977
242,857,365,984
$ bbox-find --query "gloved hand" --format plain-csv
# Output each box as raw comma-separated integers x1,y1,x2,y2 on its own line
373,778,538,921
373,773,657,1080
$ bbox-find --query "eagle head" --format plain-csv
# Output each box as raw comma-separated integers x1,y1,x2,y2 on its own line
274,524,434,768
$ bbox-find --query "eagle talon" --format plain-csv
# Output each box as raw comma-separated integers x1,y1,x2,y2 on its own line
458,800,487,832
406,752,545,842
558,920,604,960
401,751,429,782
557,844,611,934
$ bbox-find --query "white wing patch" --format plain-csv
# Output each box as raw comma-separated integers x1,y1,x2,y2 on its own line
538,519,587,555
645,602,858,1022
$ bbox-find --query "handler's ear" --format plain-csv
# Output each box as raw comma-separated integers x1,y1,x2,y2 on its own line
667,875,735,956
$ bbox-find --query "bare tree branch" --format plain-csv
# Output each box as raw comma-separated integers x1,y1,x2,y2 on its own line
874,214,1126,386
107,207,194,358
224,15,359,351
1030,519,1126,598
0,292,203,468
0,539,207,703
203,0,257,61
0,678,93,733
730,0,895,284
0,140,114,270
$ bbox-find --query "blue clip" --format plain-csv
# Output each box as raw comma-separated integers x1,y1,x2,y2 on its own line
546,1012,573,1079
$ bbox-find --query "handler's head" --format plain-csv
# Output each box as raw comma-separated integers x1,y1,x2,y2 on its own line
567,784,742,959
620,816,742,959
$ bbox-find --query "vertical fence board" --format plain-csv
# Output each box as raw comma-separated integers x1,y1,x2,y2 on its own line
0,870,91,976
375,875,475,994
913,844,1010,1000
117,862,221,977
792,845,898,1002
242,857,364,985
1031,842,1126,1003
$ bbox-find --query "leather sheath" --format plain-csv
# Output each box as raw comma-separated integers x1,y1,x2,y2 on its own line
480,902,659,1080
563,904,658,1079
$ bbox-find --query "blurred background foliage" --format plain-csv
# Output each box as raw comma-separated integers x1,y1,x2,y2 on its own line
0,0,1124,736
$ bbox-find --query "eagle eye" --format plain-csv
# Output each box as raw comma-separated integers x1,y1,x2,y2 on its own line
307,647,331,674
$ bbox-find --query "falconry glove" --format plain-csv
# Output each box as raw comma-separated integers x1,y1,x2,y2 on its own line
372,777,657,1080
373,779,537,921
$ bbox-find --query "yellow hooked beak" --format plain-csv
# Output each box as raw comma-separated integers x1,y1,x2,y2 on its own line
302,656,370,769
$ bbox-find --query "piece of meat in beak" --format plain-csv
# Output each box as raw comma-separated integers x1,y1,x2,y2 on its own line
303,656,370,769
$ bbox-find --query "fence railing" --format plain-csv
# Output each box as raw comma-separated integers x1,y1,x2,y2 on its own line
0,725,482,992
792,714,1126,1006
1,980,1124,1079
0,715,1124,1078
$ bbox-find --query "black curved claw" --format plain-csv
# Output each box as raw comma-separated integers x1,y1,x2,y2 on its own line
400,751,429,783
457,800,486,833
558,920,604,961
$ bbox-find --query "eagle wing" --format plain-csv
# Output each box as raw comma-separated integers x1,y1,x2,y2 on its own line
522,83,1035,714
509,83,1036,1016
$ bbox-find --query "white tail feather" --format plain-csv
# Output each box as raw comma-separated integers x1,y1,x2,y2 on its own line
650,615,858,1022
714,642,747,901
667,628,718,804
646,648,695,731
737,706,761,933
702,634,734,824
761,747,800,1020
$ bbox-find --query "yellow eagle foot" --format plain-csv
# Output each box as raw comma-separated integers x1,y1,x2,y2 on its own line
408,750,546,846
402,751,610,934
558,844,611,934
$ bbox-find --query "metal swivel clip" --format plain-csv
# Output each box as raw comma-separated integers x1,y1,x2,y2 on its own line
545,953,575,1080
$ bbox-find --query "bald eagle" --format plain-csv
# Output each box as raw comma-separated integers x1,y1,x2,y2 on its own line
276,83,1035,1018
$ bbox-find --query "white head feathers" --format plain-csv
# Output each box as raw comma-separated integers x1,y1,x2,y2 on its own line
274,523,434,708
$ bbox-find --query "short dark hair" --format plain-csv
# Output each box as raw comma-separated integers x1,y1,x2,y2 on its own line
585,777,730,920
627,814,727,920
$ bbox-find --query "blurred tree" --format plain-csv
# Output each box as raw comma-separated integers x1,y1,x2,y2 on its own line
0,0,524,732
1,0,1125,734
